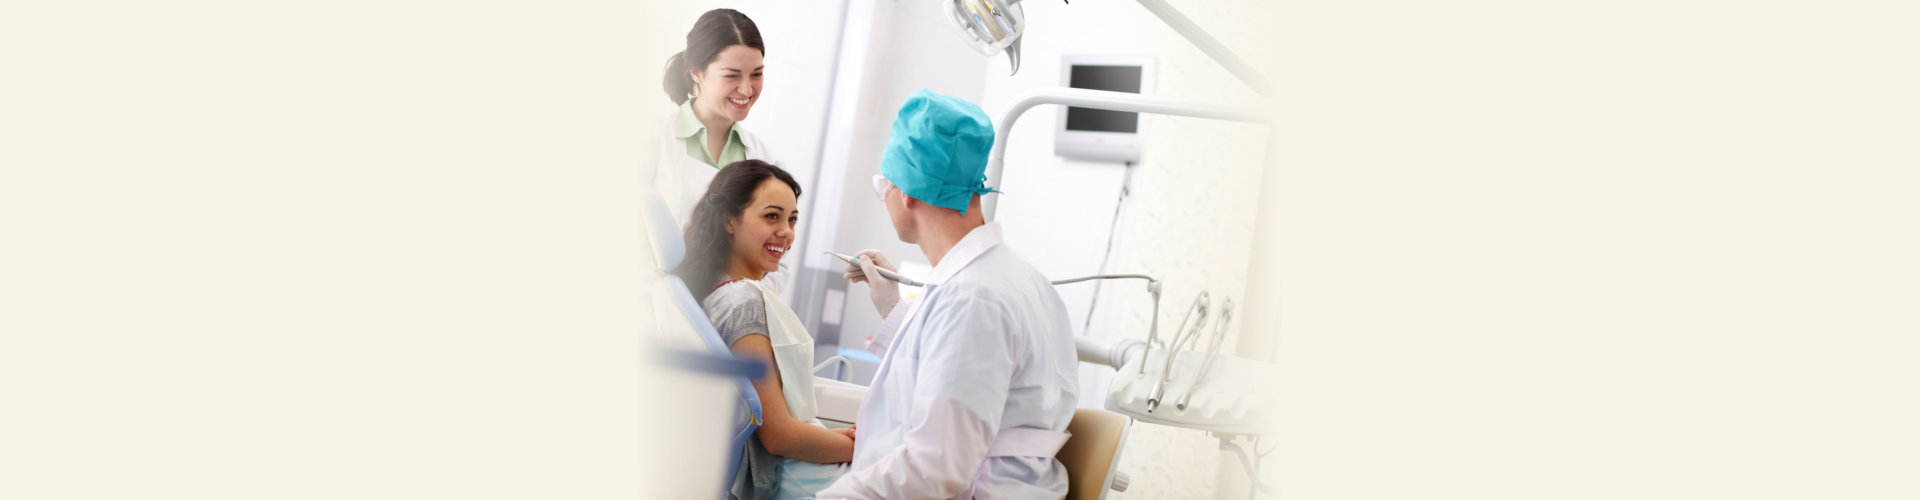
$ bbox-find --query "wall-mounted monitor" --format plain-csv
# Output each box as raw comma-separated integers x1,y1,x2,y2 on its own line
1055,55,1153,163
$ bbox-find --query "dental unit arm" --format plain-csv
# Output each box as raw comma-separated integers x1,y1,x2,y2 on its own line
1052,273,1152,351
1069,286,1278,496
1085,290,1279,496
1059,276,1270,423
980,88,1271,222
1073,287,1277,435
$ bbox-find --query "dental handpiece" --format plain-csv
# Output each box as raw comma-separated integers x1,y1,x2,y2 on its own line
1147,291,1209,412
825,252,926,287
1176,298,1233,411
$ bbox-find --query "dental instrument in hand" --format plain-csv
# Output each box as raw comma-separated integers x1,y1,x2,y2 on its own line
826,251,927,287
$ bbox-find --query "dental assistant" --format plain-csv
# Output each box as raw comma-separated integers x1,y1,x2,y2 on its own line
656,8,780,229
817,90,1079,499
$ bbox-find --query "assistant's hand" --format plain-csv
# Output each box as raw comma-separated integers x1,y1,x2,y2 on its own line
841,249,900,316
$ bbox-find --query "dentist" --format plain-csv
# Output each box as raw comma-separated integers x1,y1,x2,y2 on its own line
817,89,1078,499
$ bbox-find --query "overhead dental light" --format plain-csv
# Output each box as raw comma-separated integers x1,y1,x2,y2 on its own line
943,0,1026,74
941,0,1270,93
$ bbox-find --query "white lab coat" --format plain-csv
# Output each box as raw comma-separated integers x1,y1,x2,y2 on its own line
816,222,1079,499
653,115,778,230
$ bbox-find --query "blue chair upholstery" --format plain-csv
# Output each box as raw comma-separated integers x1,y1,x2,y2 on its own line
645,189,685,271
647,190,763,496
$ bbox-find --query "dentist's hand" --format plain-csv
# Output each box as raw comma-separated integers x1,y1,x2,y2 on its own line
841,249,900,316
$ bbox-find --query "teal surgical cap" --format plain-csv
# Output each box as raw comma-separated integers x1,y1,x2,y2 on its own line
881,89,1001,215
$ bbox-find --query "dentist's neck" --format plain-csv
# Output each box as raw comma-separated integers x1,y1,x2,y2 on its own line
919,229,964,269
915,198,987,268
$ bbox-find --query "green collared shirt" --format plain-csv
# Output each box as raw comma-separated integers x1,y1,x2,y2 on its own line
674,100,748,168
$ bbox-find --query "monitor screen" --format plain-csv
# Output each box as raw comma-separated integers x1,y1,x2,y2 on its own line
1065,65,1143,133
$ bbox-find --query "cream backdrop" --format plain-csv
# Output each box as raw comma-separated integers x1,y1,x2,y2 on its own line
1261,1,1920,498
7,1,1917,499
8,1,654,498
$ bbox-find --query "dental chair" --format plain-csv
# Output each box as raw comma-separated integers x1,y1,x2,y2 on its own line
1058,408,1133,500
645,189,764,497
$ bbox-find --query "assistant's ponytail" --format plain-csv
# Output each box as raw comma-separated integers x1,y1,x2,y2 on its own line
662,51,693,105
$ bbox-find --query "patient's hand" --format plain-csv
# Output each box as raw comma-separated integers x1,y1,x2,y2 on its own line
832,426,856,441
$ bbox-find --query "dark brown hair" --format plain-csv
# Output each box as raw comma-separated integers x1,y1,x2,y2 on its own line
673,159,800,301
662,9,765,105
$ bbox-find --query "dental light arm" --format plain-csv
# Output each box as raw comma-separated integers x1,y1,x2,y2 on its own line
943,0,1272,94
1131,0,1271,94
981,87,1270,221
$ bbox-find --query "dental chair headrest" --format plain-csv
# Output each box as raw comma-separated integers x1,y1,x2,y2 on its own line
644,189,685,270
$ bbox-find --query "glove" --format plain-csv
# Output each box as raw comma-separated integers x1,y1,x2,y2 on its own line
841,249,900,316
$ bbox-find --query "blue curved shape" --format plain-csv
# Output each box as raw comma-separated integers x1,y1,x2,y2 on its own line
644,190,685,269
652,349,766,379
837,346,883,366
660,251,762,496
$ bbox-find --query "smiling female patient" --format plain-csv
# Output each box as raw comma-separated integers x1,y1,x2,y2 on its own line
673,160,850,499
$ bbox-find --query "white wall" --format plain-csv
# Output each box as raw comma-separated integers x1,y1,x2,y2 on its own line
820,0,992,365
976,1,1277,497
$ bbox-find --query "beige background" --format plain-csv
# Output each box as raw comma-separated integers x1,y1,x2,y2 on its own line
1260,2,1919,498
8,1,1919,499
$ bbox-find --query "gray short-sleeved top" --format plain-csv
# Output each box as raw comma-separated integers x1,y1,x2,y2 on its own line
703,280,768,347
700,279,780,500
